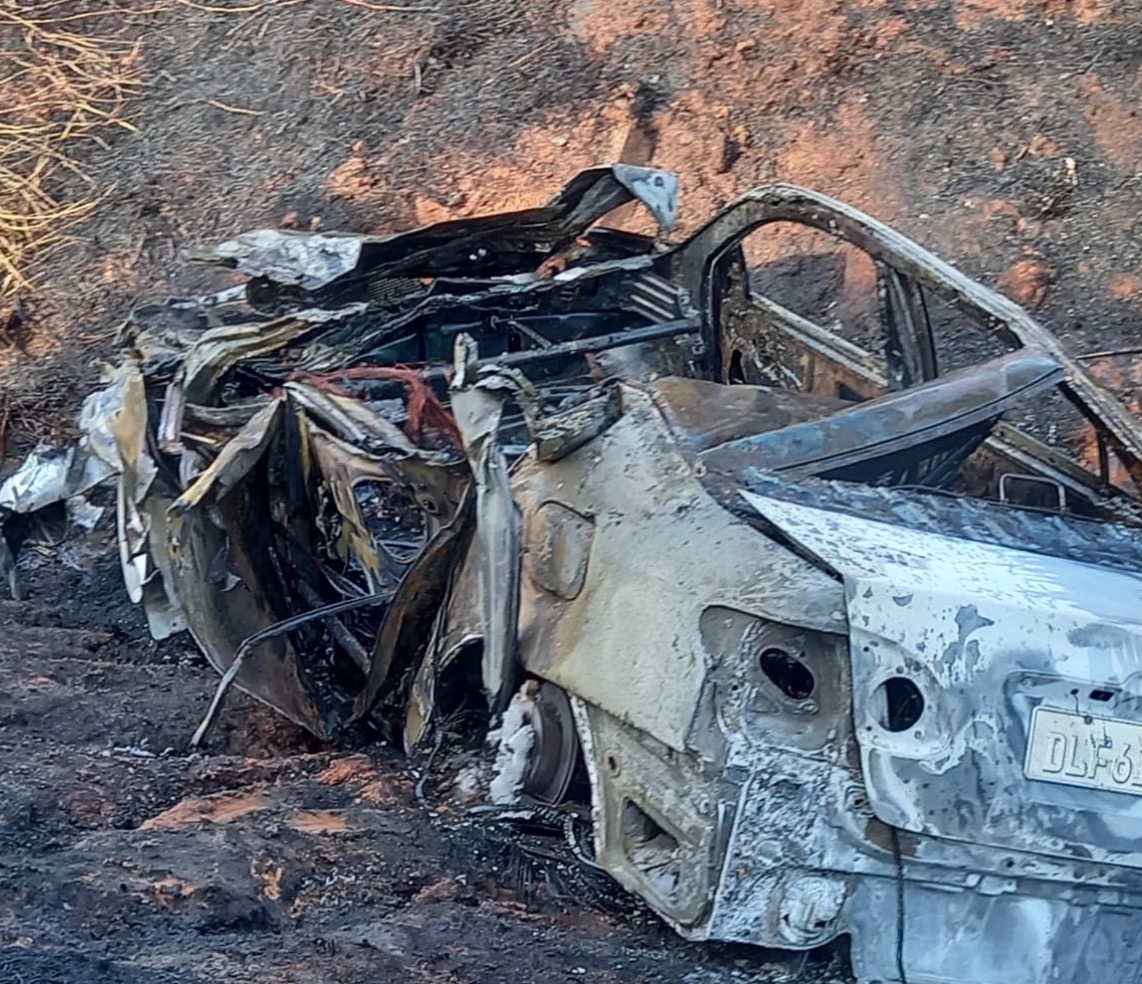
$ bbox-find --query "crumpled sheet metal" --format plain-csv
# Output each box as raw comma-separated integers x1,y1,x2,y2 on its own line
306,426,404,592
210,231,365,292
207,164,679,292
106,365,157,605
450,335,526,715
161,396,334,733
181,305,368,404
0,444,112,516
77,362,187,638
352,484,474,725
0,442,114,600
159,379,470,738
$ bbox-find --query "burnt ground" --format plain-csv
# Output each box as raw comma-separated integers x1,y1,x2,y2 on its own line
0,538,854,984
0,0,1140,981
0,537,850,984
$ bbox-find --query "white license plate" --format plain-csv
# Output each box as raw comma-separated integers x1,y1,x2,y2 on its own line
1025,706,1142,795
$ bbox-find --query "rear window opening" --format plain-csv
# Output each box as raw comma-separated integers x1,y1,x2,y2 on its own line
744,223,884,357
709,212,1140,516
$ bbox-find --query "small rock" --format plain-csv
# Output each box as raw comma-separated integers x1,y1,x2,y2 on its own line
997,258,1055,309
1028,133,1060,158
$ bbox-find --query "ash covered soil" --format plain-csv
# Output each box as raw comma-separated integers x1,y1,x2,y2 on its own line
0,541,849,984
0,0,1140,981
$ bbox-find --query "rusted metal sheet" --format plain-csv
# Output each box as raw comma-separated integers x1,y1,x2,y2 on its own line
450,339,526,715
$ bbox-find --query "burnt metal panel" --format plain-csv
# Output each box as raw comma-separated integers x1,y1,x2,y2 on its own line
701,348,1063,483
742,490,1142,868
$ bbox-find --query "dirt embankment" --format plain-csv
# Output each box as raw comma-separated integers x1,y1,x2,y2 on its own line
6,1,1142,446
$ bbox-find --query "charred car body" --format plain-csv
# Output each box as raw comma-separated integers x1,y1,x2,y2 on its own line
61,166,1142,984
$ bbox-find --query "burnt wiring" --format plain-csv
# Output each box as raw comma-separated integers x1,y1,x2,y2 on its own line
891,826,909,984
563,813,603,871
407,720,632,915
413,727,446,808
189,592,391,748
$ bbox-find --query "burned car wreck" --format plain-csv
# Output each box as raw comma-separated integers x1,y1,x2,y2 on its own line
53,165,1142,983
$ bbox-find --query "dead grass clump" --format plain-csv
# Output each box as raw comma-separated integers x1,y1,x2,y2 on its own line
0,4,145,300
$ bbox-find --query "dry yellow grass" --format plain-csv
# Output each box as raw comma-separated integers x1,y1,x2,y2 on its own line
0,0,433,302
0,3,145,300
